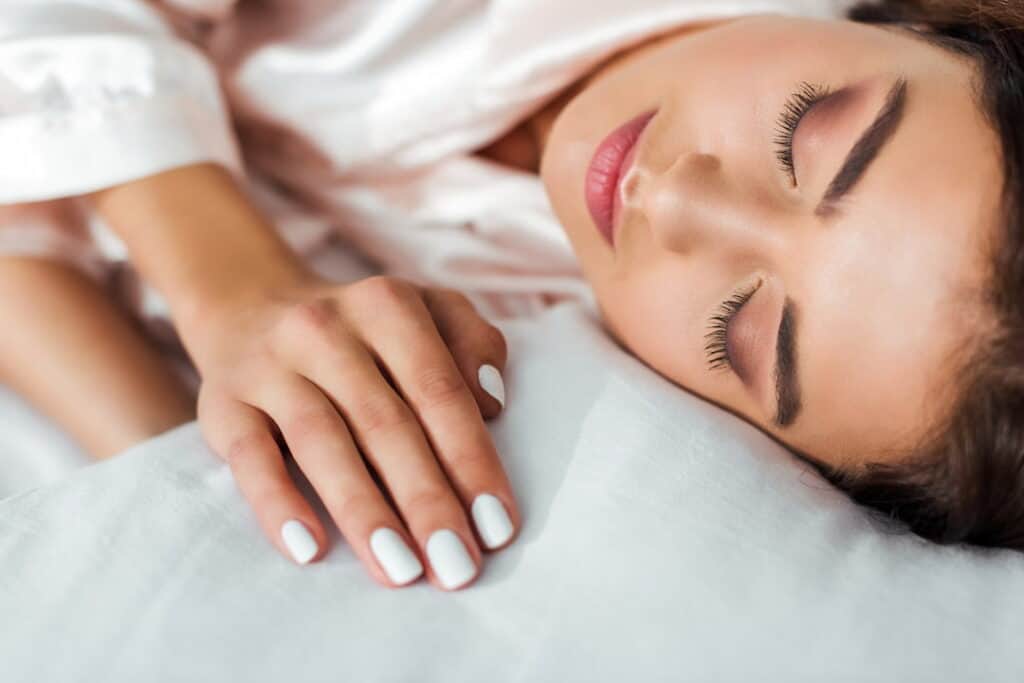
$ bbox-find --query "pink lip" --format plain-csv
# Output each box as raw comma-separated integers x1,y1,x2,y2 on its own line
584,110,657,247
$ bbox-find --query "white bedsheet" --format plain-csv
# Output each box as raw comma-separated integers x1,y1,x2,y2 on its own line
1,301,1022,683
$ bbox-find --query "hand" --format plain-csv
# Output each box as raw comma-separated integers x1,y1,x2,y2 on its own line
185,273,517,591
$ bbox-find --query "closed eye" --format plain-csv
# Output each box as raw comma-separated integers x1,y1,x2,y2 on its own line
705,280,762,371
774,82,834,186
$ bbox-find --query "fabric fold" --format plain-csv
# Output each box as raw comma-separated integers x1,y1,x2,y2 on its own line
0,2,241,204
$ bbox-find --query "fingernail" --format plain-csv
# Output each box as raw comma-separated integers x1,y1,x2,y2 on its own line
370,528,424,585
281,519,318,565
478,364,505,407
471,494,515,549
426,529,477,589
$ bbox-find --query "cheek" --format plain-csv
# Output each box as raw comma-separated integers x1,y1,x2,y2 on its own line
594,260,743,409
540,104,617,281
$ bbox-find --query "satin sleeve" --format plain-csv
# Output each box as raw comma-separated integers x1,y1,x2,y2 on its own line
0,1,241,204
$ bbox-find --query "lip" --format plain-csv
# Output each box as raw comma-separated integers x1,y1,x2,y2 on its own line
584,109,657,247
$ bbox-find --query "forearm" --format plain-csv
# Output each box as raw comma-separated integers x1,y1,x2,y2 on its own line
0,257,195,458
87,163,314,339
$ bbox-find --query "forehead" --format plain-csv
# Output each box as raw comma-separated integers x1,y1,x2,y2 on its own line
790,46,1003,462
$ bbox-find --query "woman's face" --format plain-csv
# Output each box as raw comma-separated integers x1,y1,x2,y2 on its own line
541,14,1003,468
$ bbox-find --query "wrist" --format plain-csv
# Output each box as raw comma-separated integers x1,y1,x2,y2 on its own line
87,162,325,349
174,255,322,348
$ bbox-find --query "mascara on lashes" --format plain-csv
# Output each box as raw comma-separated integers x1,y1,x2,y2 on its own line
704,279,763,372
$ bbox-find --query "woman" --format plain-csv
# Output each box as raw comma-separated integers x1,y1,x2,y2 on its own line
0,0,1021,590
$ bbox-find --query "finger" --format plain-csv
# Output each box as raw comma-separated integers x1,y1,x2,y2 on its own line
251,374,426,588
275,296,484,590
197,389,326,567
420,287,508,419
347,279,520,554
302,351,484,590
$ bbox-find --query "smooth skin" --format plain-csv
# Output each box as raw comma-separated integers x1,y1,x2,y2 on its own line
2,12,1002,589
0,237,513,590
535,15,1003,470
191,275,513,588
0,240,511,589
85,165,520,591
0,256,195,459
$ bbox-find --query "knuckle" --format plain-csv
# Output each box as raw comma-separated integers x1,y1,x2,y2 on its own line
284,405,341,440
403,487,453,517
291,298,339,330
350,276,417,310
478,324,507,359
349,392,413,435
436,287,474,311
335,492,380,524
442,436,493,475
452,324,506,367
414,367,466,408
278,298,340,346
224,430,277,466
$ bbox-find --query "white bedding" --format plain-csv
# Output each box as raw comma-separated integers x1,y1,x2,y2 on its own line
2,2,1022,679
1,301,1022,682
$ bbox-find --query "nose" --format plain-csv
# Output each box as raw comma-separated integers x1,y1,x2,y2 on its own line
640,151,774,254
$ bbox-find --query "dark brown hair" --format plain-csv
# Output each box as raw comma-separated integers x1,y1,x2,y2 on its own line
821,1,1024,550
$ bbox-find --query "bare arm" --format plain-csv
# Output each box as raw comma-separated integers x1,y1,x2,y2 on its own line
87,163,311,349
87,163,519,590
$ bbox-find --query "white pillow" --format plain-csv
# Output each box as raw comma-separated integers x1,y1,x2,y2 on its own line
1,302,1021,682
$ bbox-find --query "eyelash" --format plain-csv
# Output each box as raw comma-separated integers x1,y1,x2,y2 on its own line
704,282,761,372
703,83,829,373
774,82,833,185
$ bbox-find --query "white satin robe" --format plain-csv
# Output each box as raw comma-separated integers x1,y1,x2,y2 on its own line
0,0,849,329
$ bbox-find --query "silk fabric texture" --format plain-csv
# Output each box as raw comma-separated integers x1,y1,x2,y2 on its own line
0,0,849,324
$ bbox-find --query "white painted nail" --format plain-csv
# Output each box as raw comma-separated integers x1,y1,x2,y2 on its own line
471,494,515,549
281,519,318,565
426,529,477,589
478,364,505,407
369,528,424,585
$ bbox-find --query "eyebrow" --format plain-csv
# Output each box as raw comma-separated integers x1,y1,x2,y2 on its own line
815,78,909,216
773,298,801,428
772,80,908,426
